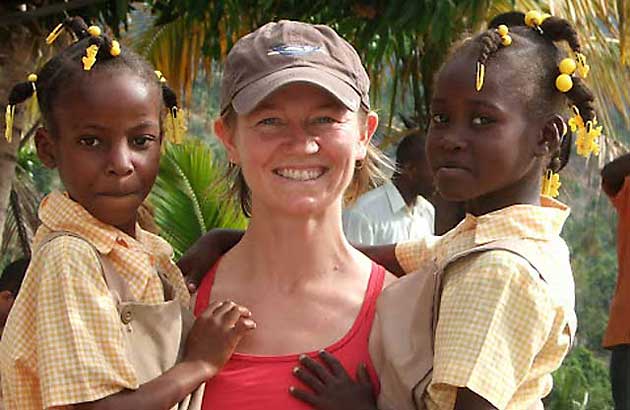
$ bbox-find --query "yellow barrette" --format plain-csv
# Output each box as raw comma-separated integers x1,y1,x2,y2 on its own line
155,70,167,83
575,52,590,78
4,104,15,143
475,61,485,91
541,169,561,198
163,107,187,144
46,22,65,45
82,44,99,71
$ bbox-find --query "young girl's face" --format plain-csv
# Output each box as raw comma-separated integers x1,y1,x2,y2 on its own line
426,48,544,214
36,70,162,236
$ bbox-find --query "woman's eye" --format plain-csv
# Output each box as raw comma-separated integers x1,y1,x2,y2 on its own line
257,117,281,126
431,113,448,124
313,116,337,124
79,137,100,147
472,116,493,126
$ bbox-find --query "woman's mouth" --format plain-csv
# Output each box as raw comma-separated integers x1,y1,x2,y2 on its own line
273,167,327,181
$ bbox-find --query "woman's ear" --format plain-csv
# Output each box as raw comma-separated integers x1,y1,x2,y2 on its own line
356,111,379,159
214,118,240,164
534,114,563,158
34,127,57,169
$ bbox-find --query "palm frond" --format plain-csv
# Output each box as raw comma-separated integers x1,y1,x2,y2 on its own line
149,139,247,258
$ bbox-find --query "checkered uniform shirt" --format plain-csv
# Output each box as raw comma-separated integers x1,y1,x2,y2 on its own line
395,197,576,410
0,191,190,409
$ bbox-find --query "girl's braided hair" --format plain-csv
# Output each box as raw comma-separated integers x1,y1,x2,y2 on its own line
474,11,597,172
7,16,178,134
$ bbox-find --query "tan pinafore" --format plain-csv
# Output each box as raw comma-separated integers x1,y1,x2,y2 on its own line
370,239,576,410
41,232,205,410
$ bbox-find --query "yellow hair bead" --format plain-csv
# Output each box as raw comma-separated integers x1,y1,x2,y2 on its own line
110,40,121,57
82,44,99,71
87,25,101,37
525,10,543,27
27,73,38,83
559,58,577,75
501,34,512,46
4,105,15,143
497,25,509,36
46,23,64,45
555,74,573,93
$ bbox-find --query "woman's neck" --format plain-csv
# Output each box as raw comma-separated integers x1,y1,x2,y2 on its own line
226,204,363,287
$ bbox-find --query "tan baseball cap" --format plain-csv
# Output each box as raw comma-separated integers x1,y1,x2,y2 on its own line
220,20,370,114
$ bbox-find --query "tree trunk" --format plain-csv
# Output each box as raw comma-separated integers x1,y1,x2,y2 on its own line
0,25,40,243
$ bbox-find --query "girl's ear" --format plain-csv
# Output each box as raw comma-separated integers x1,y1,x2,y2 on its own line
214,118,240,164
355,111,378,160
34,127,57,169
534,114,563,158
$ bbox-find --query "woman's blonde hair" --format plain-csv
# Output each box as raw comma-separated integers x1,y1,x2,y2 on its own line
220,106,391,217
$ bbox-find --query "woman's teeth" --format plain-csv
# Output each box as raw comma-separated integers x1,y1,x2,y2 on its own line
275,168,324,181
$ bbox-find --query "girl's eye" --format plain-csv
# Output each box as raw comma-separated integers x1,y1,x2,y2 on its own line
79,137,100,147
132,135,155,147
431,113,448,124
472,116,493,126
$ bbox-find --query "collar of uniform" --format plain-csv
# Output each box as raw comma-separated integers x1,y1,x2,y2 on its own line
38,191,172,256
384,180,408,214
471,196,570,245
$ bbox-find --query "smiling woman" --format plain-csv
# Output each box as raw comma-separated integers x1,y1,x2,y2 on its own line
191,20,397,410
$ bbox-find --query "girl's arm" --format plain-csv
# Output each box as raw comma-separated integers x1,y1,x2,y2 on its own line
454,389,498,410
71,301,255,410
601,153,630,197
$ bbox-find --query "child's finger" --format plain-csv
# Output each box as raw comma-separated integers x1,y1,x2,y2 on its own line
356,363,372,387
199,300,224,318
292,365,326,393
213,300,237,316
318,350,348,379
220,304,250,329
298,354,334,384
288,386,320,407
231,317,257,336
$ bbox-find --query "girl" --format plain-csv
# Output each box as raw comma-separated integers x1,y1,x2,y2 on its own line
0,17,255,410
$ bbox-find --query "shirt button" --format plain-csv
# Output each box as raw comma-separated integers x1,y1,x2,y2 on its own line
121,307,133,324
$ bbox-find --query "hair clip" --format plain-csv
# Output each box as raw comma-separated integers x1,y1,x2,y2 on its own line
541,169,561,198
475,61,485,91
82,44,99,71
575,52,590,78
4,105,15,143
46,22,65,45
155,70,167,83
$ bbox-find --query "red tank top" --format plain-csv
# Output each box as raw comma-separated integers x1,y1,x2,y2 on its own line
194,261,385,410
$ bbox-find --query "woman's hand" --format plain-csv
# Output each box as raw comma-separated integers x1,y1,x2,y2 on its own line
289,350,377,410
184,300,256,378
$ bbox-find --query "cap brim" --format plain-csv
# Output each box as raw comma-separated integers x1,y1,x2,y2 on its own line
231,66,362,114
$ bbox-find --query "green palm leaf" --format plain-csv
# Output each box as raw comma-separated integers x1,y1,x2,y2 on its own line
149,140,247,258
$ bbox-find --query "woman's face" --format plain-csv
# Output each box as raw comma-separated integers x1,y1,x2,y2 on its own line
216,83,377,217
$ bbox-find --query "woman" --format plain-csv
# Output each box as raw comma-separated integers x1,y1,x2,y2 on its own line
191,20,396,409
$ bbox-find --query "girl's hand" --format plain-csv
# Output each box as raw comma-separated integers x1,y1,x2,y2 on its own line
184,300,256,378
289,350,378,410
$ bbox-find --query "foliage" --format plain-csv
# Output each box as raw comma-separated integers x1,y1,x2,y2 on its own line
149,139,247,258
548,346,613,410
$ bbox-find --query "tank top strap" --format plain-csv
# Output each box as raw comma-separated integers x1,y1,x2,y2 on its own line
194,259,221,316
355,262,386,337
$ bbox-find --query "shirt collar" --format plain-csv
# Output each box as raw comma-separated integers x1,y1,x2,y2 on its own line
384,180,408,214
453,197,570,245
38,191,173,257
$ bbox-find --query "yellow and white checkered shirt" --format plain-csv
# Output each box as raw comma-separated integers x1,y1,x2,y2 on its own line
395,197,575,410
0,191,190,409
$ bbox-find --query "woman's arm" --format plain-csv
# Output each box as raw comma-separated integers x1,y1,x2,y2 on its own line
601,153,630,197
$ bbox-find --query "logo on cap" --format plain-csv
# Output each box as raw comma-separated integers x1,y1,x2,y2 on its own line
267,44,325,56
